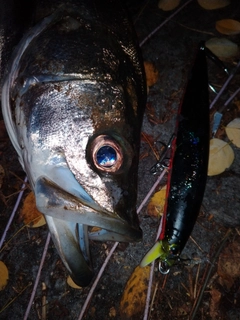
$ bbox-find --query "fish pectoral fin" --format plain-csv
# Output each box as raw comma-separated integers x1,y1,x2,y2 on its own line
35,176,142,241
45,216,93,287
140,241,164,267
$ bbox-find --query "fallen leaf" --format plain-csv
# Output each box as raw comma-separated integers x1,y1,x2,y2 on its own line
0,261,9,290
90,226,102,232
120,265,151,318
144,61,159,87
147,185,167,218
20,191,46,228
177,305,190,316
197,0,230,10
208,138,234,176
205,38,239,59
158,0,180,11
225,118,240,148
216,19,240,35
209,288,221,319
217,237,240,289
66,275,82,289
109,307,116,318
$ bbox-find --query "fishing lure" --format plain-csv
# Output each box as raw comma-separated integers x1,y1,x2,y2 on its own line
140,43,210,272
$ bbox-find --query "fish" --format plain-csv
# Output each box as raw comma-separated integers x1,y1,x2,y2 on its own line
140,43,209,272
1,0,147,286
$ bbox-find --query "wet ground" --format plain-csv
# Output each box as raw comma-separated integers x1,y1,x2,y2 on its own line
1,1,240,319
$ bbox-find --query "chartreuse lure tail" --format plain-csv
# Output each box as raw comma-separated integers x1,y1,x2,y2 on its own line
140,241,163,267
140,240,176,268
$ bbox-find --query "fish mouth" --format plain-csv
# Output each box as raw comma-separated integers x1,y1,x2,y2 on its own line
35,176,142,286
35,176,142,242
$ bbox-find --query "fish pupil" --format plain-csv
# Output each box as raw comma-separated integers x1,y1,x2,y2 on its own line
96,146,117,167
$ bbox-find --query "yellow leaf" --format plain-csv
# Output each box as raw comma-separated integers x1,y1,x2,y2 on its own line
20,191,46,228
120,265,151,319
205,38,239,59
147,185,167,218
225,118,240,148
158,0,180,11
208,138,234,176
216,19,240,35
144,61,159,87
197,0,230,10
66,275,82,289
0,261,9,290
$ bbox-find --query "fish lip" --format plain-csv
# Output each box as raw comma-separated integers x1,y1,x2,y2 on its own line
35,176,142,242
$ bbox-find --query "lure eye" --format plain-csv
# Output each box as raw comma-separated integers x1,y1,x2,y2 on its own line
89,135,123,173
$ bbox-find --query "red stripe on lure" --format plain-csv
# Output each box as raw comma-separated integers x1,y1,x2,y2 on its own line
140,43,210,271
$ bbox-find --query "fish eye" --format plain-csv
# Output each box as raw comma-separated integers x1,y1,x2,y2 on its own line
96,145,117,168
89,135,123,173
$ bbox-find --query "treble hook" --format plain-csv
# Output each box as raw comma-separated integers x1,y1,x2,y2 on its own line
150,134,175,175
159,261,170,274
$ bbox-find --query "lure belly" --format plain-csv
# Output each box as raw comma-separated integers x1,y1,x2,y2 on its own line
141,43,209,269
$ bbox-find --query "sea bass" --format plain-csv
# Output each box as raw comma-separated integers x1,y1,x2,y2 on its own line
1,0,147,286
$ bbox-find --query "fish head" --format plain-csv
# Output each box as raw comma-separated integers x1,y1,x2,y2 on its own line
18,78,145,242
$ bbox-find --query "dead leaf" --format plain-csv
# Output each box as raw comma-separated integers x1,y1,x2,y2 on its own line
144,61,159,87
109,307,116,318
225,118,240,148
158,0,180,11
209,288,221,319
217,238,240,289
208,138,234,176
0,261,9,290
147,185,167,218
197,0,230,10
205,38,239,59
67,275,82,289
177,305,190,316
120,265,151,318
90,226,102,232
216,19,240,35
20,191,46,228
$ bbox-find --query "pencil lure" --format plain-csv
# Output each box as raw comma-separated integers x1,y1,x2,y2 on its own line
141,43,210,271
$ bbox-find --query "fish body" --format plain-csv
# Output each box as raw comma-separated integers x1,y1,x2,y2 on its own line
141,43,209,270
1,0,146,286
